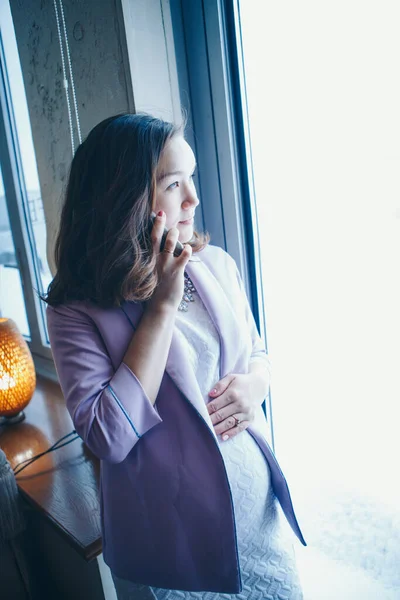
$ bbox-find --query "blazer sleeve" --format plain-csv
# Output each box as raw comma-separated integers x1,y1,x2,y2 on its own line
46,304,163,463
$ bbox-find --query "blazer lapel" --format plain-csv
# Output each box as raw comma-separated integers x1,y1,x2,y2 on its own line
185,259,240,377
120,299,217,439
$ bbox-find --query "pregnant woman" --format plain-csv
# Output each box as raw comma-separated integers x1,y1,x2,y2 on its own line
44,112,306,599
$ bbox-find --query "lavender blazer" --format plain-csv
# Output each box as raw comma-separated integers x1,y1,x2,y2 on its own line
46,244,306,593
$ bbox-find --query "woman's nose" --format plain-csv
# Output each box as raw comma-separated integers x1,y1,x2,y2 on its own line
182,183,199,209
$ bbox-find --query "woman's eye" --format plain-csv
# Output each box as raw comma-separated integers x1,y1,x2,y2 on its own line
167,181,179,191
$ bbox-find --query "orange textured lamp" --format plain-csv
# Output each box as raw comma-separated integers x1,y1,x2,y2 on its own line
0,318,36,425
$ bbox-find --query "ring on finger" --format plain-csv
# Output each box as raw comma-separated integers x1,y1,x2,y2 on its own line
232,415,241,427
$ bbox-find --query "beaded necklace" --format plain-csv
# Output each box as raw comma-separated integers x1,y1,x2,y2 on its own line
178,272,197,312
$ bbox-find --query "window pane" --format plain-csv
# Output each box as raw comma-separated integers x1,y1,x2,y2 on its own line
238,1,400,598
0,166,30,336
0,1,52,338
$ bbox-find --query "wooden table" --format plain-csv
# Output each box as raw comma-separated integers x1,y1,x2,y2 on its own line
0,375,112,600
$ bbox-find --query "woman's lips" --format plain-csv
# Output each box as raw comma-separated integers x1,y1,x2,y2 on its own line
179,217,194,225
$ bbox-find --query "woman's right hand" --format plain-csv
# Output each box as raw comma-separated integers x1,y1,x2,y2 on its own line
121,211,192,405
147,210,192,313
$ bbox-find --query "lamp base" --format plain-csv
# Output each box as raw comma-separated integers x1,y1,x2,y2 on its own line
0,412,26,426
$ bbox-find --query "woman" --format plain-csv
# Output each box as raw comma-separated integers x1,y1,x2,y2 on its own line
44,113,305,599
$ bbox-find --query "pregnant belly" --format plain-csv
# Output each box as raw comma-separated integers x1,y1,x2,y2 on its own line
216,430,299,585
217,430,275,530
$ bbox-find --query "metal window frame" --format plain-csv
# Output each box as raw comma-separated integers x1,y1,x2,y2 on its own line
0,33,54,373
170,0,252,292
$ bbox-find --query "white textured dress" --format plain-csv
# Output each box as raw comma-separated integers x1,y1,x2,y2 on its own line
112,290,303,600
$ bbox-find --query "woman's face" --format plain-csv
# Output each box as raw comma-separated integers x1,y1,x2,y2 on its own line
154,135,199,243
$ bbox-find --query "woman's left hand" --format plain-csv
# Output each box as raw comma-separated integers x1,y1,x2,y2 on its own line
206,372,267,441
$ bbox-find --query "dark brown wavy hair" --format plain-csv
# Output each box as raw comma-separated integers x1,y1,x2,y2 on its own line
41,113,209,308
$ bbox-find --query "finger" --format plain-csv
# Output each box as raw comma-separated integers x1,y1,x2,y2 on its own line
151,211,166,254
208,374,235,402
162,227,179,255
207,388,235,418
221,420,249,441
208,403,238,426
213,413,245,435
175,243,192,268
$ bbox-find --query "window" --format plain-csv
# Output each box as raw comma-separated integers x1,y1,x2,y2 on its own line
236,1,400,598
0,164,29,335
0,2,54,377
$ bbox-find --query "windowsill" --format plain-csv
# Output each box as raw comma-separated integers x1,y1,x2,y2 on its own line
0,374,102,561
31,352,58,382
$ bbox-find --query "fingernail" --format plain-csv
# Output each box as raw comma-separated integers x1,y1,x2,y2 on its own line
222,435,229,441
157,210,164,217
210,388,218,396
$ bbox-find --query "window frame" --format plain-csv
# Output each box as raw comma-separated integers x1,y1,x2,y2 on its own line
0,33,55,377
